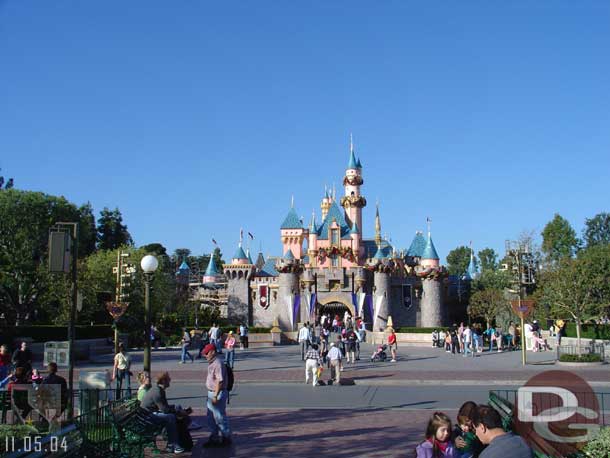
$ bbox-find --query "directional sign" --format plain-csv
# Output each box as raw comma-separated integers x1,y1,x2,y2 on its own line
511,299,535,319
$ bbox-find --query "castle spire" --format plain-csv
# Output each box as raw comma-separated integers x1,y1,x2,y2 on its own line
348,133,358,170
375,200,382,247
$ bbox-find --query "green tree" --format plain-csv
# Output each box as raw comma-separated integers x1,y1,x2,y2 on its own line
0,168,14,190
0,190,81,324
538,243,610,352
478,248,498,272
583,212,610,248
467,288,509,328
142,243,168,257
446,246,473,276
78,202,97,257
97,207,133,250
541,214,580,263
173,248,191,262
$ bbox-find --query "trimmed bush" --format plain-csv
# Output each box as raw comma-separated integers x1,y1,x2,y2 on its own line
559,353,602,363
564,323,610,340
0,325,112,344
393,327,440,334
0,424,39,454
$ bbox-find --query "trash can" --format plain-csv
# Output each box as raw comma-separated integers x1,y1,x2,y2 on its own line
44,341,58,367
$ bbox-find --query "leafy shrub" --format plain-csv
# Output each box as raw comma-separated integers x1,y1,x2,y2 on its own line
564,323,610,340
0,325,112,344
583,427,610,458
559,353,602,363
394,327,441,334
0,424,39,453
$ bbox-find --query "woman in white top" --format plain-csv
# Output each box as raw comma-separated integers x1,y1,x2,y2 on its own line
111,343,132,398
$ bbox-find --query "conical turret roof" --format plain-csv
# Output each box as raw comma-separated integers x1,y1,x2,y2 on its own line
204,254,219,276
178,258,190,272
350,222,360,235
407,232,426,257
283,248,295,261
281,207,302,229
463,249,478,280
255,252,266,270
246,249,254,265
232,245,248,261
348,149,358,169
422,234,440,260
373,245,386,260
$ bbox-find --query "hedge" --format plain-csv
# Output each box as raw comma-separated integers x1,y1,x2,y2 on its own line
559,353,602,363
393,327,441,334
0,325,112,344
563,323,610,340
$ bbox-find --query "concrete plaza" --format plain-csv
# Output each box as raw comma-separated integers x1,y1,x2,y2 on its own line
67,343,609,457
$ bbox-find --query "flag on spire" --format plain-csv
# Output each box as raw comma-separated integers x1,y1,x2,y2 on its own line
212,238,217,246
248,232,254,240
240,228,243,245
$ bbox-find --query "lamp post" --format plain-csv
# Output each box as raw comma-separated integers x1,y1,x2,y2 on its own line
141,255,158,373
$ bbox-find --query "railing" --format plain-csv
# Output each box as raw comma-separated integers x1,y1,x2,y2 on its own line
557,343,606,360
490,389,610,427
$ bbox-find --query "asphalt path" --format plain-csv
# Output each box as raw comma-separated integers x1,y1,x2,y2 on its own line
166,382,518,411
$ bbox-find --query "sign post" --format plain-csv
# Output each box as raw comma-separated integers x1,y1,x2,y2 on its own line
511,299,535,366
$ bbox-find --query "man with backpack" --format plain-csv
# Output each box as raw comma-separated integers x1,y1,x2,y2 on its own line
202,343,232,447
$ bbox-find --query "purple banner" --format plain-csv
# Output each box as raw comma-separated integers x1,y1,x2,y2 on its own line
293,294,301,325
351,293,358,317
366,294,373,322
310,293,317,318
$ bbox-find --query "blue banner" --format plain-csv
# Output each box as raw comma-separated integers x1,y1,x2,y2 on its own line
310,293,317,318
351,293,358,316
366,294,373,321
293,294,301,325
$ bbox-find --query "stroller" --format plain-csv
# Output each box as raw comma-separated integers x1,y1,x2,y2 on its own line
370,344,388,362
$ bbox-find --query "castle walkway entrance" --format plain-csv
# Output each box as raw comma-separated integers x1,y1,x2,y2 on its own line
317,302,351,320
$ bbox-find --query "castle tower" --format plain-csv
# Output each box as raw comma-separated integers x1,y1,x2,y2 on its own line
420,229,443,327
280,203,306,259
462,243,478,281
350,221,361,260
341,135,366,236
202,252,220,284
224,241,255,325
321,187,332,220
374,202,382,248
372,246,390,331
308,210,318,267
277,249,301,331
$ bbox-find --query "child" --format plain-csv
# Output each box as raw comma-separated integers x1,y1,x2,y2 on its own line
416,412,458,458
454,415,477,458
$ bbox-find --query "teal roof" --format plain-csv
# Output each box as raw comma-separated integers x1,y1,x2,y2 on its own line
283,248,295,261
204,255,219,276
309,213,318,232
364,239,393,259
350,222,360,235
407,232,426,257
178,259,190,272
422,234,440,260
258,258,279,277
246,249,254,265
464,251,478,280
316,201,351,240
373,246,386,260
255,252,266,270
356,157,362,169
280,207,302,229
348,150,358,169
233,245,248,261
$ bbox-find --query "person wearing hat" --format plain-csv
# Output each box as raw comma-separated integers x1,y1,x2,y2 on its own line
203,344,232,447
326,341,342,385
224,331,236,369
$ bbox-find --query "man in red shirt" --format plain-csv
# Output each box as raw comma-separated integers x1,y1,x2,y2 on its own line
388,329,397,362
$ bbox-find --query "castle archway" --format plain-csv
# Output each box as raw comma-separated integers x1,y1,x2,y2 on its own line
316,293,354,320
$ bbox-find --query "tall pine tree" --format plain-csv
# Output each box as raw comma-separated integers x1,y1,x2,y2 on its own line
97,207,133,250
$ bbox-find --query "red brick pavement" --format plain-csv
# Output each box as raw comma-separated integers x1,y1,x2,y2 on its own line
186,408,449,458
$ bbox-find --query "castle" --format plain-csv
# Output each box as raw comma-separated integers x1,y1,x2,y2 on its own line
201,141,450,331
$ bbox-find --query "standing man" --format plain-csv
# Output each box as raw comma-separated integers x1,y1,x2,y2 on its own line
388,328,398,362
327,342,342,385
463,324,473,357
209,323,220,352
298,322,311,361
180,329,194,364
239,323,249,349
203,344,232,447
12,342,32,375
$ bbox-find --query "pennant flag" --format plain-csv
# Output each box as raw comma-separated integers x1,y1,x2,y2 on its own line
248,232,254,240
240,228,244,243
366,294,373,323
212,239,217,245
293,294,301,329
310,293,317,318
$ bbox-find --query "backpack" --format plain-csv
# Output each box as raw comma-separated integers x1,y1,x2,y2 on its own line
225,364,235,392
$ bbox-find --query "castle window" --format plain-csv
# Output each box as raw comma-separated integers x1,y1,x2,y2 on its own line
331,254,338,267
331,229,339,245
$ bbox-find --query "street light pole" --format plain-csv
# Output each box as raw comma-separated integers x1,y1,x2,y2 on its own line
141,255,158,373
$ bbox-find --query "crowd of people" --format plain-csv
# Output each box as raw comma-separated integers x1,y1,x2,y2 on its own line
0,342,68,422
431,320,559,357
415,402,533,458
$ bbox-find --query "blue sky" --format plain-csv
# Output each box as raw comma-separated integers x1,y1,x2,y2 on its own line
1,1,609,263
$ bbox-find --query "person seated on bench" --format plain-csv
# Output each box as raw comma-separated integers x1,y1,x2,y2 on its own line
472,404,533,458
141,371,188,454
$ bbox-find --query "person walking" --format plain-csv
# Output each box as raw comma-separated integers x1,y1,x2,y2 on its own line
304,344,322,386
0,345,11,381
42,362,68,416
298,322,311,361
239,323,249,349
111,343,132,398
327,342,342,385
388,329,398,362
202,344,232,447
224,331,236,369
345,328,357,364
209,323,220,352
463,325,474,357
180,329,194,364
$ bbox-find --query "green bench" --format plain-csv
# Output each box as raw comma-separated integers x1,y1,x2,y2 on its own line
488,391,564,458
110,399,165,458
